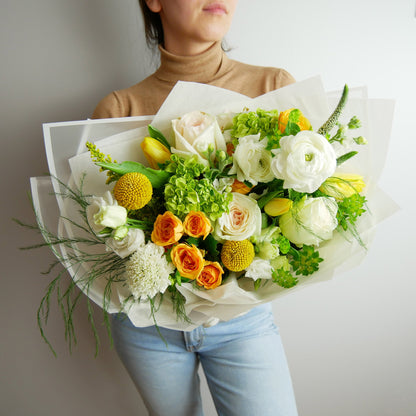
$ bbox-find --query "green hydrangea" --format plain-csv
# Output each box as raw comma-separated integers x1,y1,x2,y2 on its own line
163,154,232,221
231,109,280,139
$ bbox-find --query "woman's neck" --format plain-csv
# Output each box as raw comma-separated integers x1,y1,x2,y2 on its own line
155,41,231,84
163,38,217,56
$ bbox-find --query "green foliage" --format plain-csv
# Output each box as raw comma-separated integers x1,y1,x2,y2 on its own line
276,235,291,255
199,234,220,260
272,269,298,288
283,109,302,136
15,176,125,356
148,124,171,151
336,193,367,231
95,160,170,188
289,245,323,276
336,151,358,166
255,179,285,209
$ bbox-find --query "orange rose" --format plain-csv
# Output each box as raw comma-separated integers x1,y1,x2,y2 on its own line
171,244,204,280
183,211,212,239
196,261,223,289
151,211,183,246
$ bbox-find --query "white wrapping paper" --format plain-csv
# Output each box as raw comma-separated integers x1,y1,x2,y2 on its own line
32,77,397,330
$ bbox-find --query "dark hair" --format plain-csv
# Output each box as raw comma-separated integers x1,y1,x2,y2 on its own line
139,0,164,47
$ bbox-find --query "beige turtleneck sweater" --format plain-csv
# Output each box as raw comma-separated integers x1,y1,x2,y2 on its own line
92,42,295,118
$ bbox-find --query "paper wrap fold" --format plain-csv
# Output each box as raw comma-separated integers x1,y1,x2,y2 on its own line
32,77,397,330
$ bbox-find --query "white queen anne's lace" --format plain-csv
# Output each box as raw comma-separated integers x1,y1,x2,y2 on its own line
125,242,174,300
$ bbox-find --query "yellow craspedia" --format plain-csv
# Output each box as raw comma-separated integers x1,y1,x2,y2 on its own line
221,240,255,272
113,172,152,210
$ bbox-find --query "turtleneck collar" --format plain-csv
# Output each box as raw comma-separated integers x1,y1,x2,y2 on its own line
154,41,232,84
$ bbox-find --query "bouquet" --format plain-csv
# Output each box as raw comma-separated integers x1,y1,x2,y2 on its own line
24,77,395,354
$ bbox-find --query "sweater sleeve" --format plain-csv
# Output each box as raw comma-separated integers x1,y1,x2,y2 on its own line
275,69,296,90
91,91,125,119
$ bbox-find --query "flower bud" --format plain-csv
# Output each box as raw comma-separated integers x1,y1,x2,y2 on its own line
264,198,293,217
112,225,129,241
319,174,365,200
353,136,367,145
140,137,171,169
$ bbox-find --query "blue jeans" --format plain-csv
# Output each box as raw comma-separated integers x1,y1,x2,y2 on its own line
111,303,298,416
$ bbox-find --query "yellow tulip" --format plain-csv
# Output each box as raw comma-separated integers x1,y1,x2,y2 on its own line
140,137,171,169
319,174,365,199
264,198,293,217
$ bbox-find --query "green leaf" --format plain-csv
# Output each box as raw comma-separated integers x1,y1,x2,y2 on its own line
336,151,358,166
148,125,171,150
254,279,263,290
95,161,170,188
200,234,219,259
257,190,283,209
185,236,200,246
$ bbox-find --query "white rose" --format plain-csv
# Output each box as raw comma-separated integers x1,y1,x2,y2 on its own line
214,192,262,241
86,191,120,234
229,134,275,186
279,196,338,246
245,258,273,280
271,130,337,193
107,228,145,259
171,111,227,163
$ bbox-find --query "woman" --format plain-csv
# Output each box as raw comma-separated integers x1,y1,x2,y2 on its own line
93,1,298,415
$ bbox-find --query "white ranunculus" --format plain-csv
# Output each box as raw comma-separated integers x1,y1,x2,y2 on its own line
279,196,338,246
171,111,227,163
229,134,275,186
271,130,337,193
107,228,145,259
86,191,120,234
214,192,262,241
245,258,273,280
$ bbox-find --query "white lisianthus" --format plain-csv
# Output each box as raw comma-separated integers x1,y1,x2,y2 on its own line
125,242,174,300
93,205,127,229
86,191,125,234
214,192,262,241
229,134,275,186
171,111,227,163
254,225,281,260
107,228,146,259
271,130,337,193
245,258,273,280
279,196,338,246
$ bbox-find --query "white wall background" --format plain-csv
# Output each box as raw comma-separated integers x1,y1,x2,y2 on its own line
1,0,415,415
